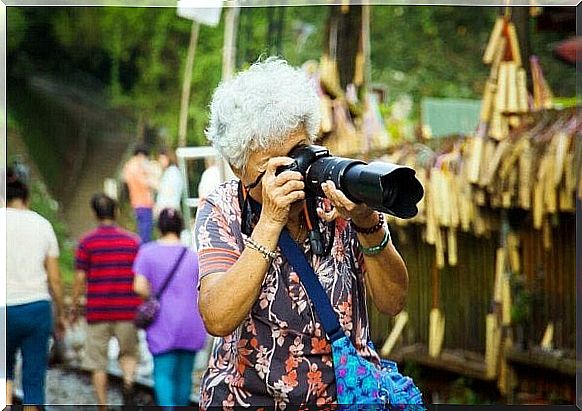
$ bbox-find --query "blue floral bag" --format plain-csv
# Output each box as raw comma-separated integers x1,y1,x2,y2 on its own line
332,335,424,407
279,231,424,407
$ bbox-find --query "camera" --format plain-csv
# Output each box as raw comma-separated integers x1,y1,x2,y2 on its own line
277,145,424,219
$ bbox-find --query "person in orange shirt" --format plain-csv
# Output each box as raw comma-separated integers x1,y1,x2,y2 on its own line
122,145,157,243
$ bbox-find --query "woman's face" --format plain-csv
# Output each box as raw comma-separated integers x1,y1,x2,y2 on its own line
238,128,310,215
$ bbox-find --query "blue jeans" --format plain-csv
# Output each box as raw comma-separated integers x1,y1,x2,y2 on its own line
7,300,52,405
153,350,196,408
135,207,153,243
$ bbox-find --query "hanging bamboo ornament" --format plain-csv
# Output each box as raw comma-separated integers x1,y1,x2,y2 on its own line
508,232,521,274
480,81,496,123
483,17,505,64
469,136,485,183
496,62,509,114
494,248,506,304
533,183,544,229
426,181,437,245
507,22,522,67
490,37,507,81
353,51,364,87
517,68,529,113
380,311,409,357
429,308,445,358
519,139,532,209
483,140,509,186
501,274,512,326
485,313,500,378
540,322,554,350
554,132,570,186
435,228,445,269
545,159,557,215
449,173,460,229
506,62,519,113
480,140,497,187
447,228,458,267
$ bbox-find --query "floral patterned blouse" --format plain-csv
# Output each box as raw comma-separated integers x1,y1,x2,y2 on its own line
195,180,381,409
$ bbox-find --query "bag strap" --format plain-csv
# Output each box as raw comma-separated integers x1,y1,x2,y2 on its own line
155,247,188,299
278,230,345,342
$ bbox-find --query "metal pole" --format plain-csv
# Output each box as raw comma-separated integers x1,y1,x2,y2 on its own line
362,4,371,89
178,21,200,147
222,5,240,81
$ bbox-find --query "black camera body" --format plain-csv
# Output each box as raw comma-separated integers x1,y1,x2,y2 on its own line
277,145,424,219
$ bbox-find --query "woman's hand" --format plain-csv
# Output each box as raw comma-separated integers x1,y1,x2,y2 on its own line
259,157,305,228
318,180,377,227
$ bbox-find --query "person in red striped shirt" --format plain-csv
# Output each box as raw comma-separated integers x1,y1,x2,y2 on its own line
72,193,142,409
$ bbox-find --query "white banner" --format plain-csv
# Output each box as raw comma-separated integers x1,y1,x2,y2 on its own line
177,0,223,27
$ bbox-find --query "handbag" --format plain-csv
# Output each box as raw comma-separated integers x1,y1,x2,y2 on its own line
279,230,424,408
134,247,188,329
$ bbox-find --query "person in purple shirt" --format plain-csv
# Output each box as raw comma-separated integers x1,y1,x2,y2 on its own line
132,208,206,407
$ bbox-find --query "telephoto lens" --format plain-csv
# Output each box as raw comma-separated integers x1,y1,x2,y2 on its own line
277,145,424,219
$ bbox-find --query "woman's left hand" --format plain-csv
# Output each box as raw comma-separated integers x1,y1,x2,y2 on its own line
318,180,377,227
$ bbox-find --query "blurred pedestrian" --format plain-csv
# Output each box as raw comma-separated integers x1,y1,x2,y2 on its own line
72,193,142,409
154,148,184,218
197,158,221,202
5,170,66,407
133,208,206,408
122,145,157,243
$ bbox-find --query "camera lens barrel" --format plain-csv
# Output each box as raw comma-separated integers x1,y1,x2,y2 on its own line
282,144,424,219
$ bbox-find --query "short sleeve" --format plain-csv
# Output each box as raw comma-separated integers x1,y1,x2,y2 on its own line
132,249,151,281
194,188,242,280
75,240,90,272
45,221,60,258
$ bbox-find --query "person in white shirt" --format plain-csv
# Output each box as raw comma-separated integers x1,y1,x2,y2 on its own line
197,158,221,202
4,170,65,407
154,148,184,218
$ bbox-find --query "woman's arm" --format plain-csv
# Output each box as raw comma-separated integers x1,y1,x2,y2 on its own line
198,157,304,336
46,256,66,337
355,218,408,316
199,218,282,336
133,274,151,299
321,181,408,316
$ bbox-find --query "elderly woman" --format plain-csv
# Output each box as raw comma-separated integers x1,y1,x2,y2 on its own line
195,58,409,408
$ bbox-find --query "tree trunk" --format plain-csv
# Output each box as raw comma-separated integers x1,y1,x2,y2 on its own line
325,5,362,90
178,21,200,147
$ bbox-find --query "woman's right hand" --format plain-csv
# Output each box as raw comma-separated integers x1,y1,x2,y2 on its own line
259,157,305,228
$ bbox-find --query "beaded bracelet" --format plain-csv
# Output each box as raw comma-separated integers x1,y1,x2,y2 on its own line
359,227,391,256
244,237,277,261
351,212,385,235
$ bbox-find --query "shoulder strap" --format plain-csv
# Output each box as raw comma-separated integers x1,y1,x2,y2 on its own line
278,230,345,342
156,247,188,299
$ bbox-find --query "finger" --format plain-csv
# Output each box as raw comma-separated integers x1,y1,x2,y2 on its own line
275,170,303,186
317,206,338,222
323,180,355,210
265,156,295,177
280,179,305,195
280,190,305,206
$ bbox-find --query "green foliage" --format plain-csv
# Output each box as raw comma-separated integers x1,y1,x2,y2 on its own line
448,377,491,404
28,180,75,286
7,6,574,148
371,6,496,118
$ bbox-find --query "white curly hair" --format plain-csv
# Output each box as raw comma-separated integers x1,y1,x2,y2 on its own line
205,57,321,171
